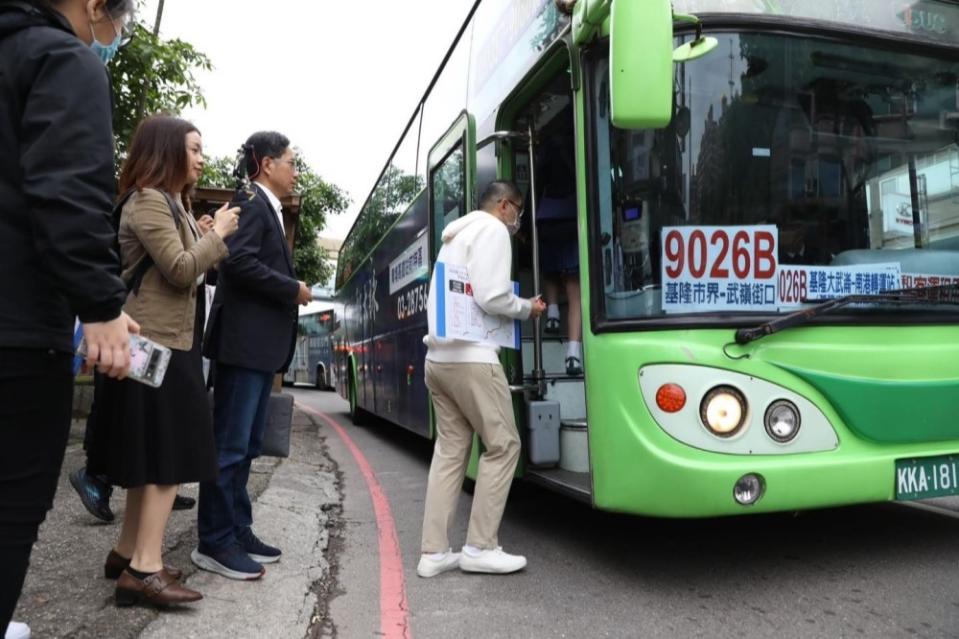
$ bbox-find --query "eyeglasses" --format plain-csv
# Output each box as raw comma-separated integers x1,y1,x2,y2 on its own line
119,18,135,47
102,14,136,49
503,198,524,218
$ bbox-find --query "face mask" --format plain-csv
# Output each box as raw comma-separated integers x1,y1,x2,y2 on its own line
89,24,122,65
506,205,523,236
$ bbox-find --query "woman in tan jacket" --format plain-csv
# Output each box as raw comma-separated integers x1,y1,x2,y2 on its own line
87,115,239,607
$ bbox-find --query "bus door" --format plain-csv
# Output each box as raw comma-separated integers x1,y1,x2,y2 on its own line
495,52,592,499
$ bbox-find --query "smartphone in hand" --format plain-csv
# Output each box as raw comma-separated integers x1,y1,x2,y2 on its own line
77,333,172,388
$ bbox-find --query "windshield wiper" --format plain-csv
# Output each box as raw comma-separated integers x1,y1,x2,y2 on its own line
734,284,959,345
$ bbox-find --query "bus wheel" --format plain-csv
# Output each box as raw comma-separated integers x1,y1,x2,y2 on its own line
315,365,325,391
348,370,364,426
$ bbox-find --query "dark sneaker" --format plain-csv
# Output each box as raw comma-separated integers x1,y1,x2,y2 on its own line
172,494,196,510
191,543,264,580
237,528,282,564
544,317,560,334
69,468,114,522
565,356,583,377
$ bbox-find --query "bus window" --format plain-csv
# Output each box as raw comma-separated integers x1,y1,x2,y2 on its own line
430,143,465,253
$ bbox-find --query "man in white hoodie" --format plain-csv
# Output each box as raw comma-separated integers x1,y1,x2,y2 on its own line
417,181,546,578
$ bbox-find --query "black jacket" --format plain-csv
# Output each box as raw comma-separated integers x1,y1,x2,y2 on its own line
203,185,299,373
0,1,126,353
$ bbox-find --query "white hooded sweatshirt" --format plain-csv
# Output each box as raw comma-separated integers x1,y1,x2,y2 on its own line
424,210,532,364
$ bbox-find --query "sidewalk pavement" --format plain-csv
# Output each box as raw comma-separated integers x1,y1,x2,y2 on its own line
13,402,343,639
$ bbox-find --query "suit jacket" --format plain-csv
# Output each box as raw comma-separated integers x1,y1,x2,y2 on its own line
203,185,299,373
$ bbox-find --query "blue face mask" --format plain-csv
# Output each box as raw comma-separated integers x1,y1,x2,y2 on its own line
89,23,122,65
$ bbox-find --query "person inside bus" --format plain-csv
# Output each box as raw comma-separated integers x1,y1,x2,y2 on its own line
419,180,547,578
778,220,822,266
536,130,583,376
198,131,312,582
0,0,140,636
87,116,240,608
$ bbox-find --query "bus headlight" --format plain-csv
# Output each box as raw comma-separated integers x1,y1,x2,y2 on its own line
764,400,801,443
700,386,747,437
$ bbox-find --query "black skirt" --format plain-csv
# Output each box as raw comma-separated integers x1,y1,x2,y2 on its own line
87,299,216,488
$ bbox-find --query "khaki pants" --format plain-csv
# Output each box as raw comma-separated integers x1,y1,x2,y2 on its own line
421,361,520,552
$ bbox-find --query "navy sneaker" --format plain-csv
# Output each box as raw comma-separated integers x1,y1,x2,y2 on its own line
69,468,114,522
191,543,264,580
237,528,282,564
172,494,196,510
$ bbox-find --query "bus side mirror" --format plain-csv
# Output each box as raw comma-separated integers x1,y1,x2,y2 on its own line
609,0,673,129
603,2,718,129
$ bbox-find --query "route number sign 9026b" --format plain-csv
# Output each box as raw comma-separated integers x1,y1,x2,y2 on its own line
661,225,779,313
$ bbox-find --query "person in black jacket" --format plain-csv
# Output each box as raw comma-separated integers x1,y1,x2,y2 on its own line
0,0,138,635
195,131,312,581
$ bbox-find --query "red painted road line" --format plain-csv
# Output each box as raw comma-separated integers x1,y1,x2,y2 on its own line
297,403,411,639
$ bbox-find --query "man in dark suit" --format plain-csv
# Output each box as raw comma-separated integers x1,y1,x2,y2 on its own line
193,131,312,580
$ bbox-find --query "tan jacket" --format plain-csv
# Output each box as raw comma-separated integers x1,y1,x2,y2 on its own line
119,189,228,350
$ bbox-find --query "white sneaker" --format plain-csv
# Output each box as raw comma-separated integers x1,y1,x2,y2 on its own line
5,621,31,639
458,546,527,574
416,550,461,578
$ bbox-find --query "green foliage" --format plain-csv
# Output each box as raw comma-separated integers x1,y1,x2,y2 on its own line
110,21,212,169
293,155,350,287
198,154,350,287
199,155,237,189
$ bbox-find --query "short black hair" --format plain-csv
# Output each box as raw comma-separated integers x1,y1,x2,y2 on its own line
478,180,522,211
41,0,135,19
241,131,290,181
28,0,137,25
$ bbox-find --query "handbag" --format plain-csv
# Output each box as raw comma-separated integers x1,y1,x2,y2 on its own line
260,391,294,458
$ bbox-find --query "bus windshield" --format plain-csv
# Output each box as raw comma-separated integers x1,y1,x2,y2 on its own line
591,31,959,320
299,310,335,336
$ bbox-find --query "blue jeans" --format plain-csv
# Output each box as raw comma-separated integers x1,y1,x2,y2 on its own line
198,363,273,552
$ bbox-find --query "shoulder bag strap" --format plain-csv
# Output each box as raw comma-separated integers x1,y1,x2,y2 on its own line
116,190,182,295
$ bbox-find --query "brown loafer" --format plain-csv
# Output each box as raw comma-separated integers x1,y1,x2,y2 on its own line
105,550,183,581
115,568,202,607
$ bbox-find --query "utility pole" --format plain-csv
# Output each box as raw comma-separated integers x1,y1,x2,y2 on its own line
152,0,165,36
134,0,165,123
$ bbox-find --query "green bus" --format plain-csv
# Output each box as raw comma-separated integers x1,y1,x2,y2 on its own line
333,0,959,517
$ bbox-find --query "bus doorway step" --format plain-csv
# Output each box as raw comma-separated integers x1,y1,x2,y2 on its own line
523,373,584,382
524,467,591,503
